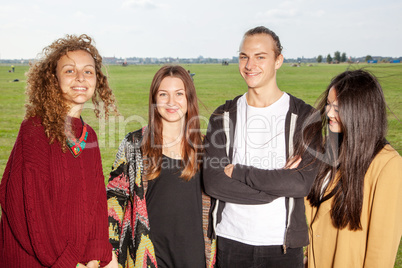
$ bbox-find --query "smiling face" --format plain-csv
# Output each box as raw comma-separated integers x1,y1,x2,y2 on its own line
326,87,342,133
156,76,188,125
56,50,96,116
239,33,283,92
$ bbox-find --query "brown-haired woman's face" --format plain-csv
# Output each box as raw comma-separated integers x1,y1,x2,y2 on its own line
156,76,188,125
326,87,341,133
56,50,96,112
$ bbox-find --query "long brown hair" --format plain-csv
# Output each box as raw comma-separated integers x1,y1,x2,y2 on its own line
306,69,388,230
25,34,117,150
142,65,203,181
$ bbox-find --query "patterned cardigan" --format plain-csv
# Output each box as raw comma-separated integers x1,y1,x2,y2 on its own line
106,128,216,268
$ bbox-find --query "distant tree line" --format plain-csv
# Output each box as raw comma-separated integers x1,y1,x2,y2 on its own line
316,52,381,64
1,54,398,65
316,51,348,63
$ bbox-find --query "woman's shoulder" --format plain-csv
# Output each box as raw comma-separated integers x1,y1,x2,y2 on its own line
375,144,401,163
124,127,146,143
368,144,402,180
16,116,53,160
20,116,43,129
19,116,47,139
114,127,146,153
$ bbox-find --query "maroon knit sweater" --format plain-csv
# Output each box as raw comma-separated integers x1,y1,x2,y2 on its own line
0,116,112,267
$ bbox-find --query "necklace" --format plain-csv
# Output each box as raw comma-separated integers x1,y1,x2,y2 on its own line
66,118,88,158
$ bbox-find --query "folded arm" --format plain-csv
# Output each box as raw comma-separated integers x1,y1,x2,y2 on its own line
230,156,318,198
203,112,279,205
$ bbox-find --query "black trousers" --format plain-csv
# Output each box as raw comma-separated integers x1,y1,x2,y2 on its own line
217,236,303,268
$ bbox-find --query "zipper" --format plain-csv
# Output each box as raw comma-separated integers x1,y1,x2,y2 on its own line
283,197,295,254
283,113,298,254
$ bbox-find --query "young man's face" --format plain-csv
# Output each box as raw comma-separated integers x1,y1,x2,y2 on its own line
238,34,283,91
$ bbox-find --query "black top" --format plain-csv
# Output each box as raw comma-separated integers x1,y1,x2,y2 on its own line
146,155,205,268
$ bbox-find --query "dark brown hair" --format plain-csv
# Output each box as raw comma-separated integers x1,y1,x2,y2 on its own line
306,69,387,230
142,65,203,181
25,34,117,150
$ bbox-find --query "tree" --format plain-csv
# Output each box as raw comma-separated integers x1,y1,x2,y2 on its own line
341,52,347,62
334,51,341,63
326,54,333,64
317,55,323,63
365,55,373,62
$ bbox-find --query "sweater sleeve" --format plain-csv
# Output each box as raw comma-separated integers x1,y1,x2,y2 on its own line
203,111,279,205
363,154,402,268
20,119,82,267
83,144,113,266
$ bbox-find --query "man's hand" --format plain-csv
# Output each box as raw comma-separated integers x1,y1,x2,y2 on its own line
224,164,234,178
285,156,302,169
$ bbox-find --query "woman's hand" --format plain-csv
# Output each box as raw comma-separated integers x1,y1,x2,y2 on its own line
101,251,118,268
76,261,97,268
76,251,117,268
224,164,234,178
86,260,100,268
76,260,100,268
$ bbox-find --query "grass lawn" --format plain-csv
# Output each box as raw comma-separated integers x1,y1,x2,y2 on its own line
0,62,401,266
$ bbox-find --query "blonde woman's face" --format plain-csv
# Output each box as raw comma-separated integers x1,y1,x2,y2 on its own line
56,50,96,115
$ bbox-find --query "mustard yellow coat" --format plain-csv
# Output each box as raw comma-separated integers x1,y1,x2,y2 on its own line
305,145,402,268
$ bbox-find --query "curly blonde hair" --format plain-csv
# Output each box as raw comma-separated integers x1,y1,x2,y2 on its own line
25,34,117,150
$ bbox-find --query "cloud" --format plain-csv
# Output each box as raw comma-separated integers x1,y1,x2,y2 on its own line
74,11,95,20
308,9,325,18
262,8,299,18
0,3,42,30
122,0,162,9
254,8,301,27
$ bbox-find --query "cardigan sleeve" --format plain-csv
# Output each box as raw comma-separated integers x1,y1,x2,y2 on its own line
106,135,131,252
20,119,82,267
363,153,402,268
83,143,113,266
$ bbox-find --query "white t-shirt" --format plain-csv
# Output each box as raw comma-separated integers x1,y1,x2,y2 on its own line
216,92,290,246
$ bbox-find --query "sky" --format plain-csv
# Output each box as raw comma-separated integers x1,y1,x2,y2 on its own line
0,0,401,60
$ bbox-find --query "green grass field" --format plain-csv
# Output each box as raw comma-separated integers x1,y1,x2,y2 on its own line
1,63,401,266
